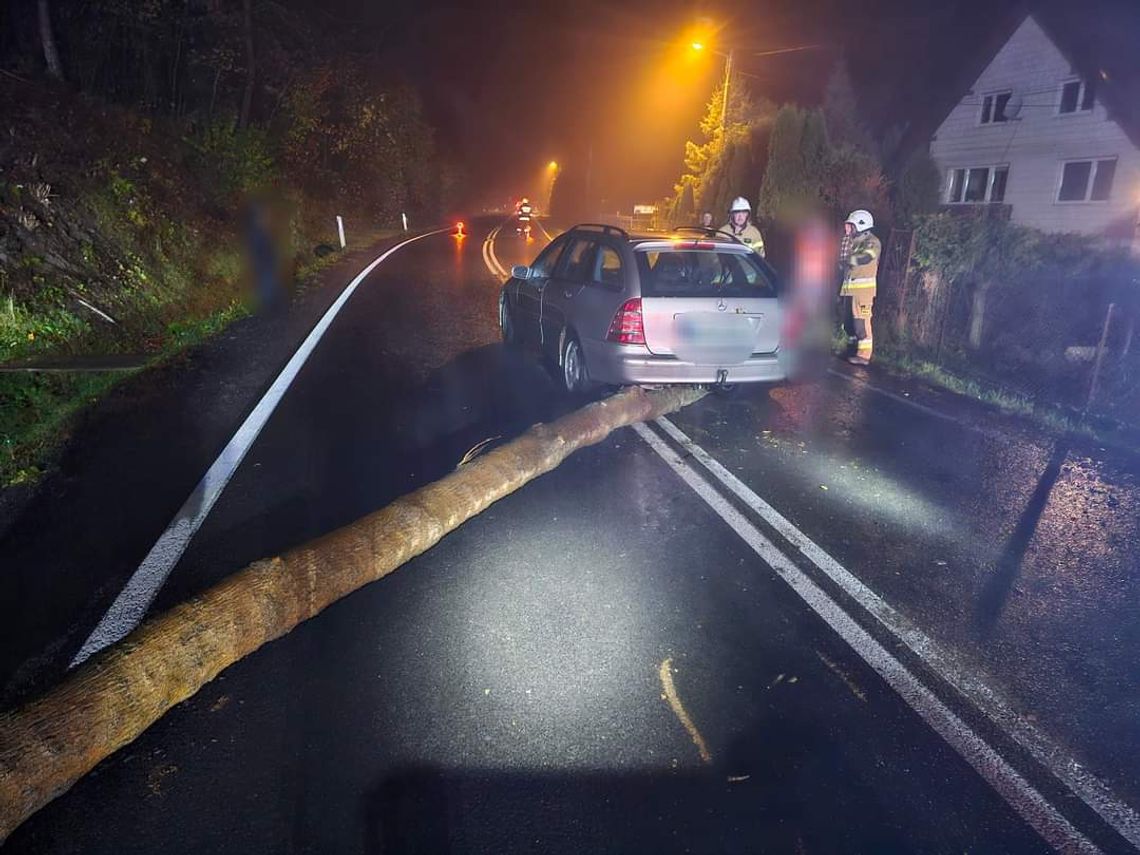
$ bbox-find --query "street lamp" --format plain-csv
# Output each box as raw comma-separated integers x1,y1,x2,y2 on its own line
690,36,825,135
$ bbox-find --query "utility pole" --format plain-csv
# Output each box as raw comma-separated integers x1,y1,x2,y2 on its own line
720,49,734,135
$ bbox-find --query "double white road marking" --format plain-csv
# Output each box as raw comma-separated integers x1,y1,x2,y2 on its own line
635,416,1139,853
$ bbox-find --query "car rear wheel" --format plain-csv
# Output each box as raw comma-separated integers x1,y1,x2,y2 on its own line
561,335,589,394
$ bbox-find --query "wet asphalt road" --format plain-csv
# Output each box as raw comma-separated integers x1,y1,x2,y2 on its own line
2,218,1139,852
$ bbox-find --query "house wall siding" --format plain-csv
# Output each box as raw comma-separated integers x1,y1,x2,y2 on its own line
930,15,1140,240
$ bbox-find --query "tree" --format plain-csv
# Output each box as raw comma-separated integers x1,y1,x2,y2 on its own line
37,0,64,81
822,143,892,226
823,59,874,155
668,79,774,226
676,180,695,221
237,0,256,129
893,150,942,227
758,104,892,226
758,106,827,222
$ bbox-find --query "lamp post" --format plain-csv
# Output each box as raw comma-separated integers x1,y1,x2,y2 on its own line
720,48,734,136
691,39,824,134
544,160,560,212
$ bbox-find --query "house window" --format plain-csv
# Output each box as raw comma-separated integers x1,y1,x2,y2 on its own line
980,91,1012,124
1058,158,1116,202
1058,78,1096,114
947,166,1010,204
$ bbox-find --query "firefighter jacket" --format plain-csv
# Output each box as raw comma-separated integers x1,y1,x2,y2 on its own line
842,230,880,294
720,221,766,257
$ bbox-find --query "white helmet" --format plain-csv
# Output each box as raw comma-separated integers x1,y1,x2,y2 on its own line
729,196,752,214
845,209,874,232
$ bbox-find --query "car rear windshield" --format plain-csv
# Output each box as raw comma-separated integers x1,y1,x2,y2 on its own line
634,248,779,299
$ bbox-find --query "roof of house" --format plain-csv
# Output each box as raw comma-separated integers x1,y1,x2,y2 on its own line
1034,1,1140,146
888,0,1140,170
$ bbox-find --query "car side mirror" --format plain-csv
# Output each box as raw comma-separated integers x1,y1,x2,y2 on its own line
511,265,531,280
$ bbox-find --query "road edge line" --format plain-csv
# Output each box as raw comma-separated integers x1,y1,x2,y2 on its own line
70,229,449,668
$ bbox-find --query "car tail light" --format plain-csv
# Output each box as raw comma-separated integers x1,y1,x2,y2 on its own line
607,298,645,345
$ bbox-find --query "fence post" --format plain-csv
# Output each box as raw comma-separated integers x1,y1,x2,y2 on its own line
336,215,346,249
899,229,916,335
1085,302,1116,413
934,271,951,366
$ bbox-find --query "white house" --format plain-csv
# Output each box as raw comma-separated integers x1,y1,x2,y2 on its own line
929,11,1140,244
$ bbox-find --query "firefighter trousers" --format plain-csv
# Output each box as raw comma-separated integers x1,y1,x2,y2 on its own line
842,282,875,354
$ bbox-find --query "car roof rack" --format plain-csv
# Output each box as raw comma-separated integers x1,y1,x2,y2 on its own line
670,225,745,245
573,223,630,238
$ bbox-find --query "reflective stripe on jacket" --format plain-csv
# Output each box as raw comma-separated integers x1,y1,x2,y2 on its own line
843,231,880,292
720,222,766,257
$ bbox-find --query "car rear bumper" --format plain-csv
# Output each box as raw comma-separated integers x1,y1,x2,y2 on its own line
584,342,787,385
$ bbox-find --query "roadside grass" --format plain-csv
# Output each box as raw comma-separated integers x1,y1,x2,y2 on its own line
0,371,129,487
0,228,401,489
871,350,1120,443
0,298,256,488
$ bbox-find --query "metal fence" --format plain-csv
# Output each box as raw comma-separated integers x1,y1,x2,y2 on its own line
875,227,1139,424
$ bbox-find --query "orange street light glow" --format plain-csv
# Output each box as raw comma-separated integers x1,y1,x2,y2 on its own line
691,41,704,51
548,160,559,170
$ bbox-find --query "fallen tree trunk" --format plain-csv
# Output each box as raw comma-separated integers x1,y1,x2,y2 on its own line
0,384,705,841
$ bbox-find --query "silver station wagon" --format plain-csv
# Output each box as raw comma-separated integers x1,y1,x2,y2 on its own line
498,223,786,392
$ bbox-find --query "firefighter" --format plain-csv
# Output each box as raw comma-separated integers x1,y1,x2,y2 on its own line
720,197,765,257
839,208,880,357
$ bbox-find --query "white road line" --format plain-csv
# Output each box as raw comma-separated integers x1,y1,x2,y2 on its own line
633,422,1098,854
71,229,448,667
534,218,555,242
653,414,1140,850
827,367,974,428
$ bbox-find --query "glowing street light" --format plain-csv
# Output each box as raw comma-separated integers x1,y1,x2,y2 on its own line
548,160,559,171
690,41,705,52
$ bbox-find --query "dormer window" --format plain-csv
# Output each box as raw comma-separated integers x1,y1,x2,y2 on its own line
980,91,1012,124
1058,78,1095,114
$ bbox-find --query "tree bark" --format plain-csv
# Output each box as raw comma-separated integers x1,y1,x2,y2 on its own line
237,0,255,129
37,0,65,82
0,385,706,844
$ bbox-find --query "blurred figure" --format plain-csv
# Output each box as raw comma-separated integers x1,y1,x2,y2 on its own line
782,214,838,382
515,197,533,239
699,210,714,229
838,209,880,359
720,197,766,257
243,194,290,313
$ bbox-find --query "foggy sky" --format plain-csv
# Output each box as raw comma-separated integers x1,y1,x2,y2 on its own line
312,0,1061,209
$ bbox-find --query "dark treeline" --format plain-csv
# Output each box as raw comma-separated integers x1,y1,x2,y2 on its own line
2,0,463,222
